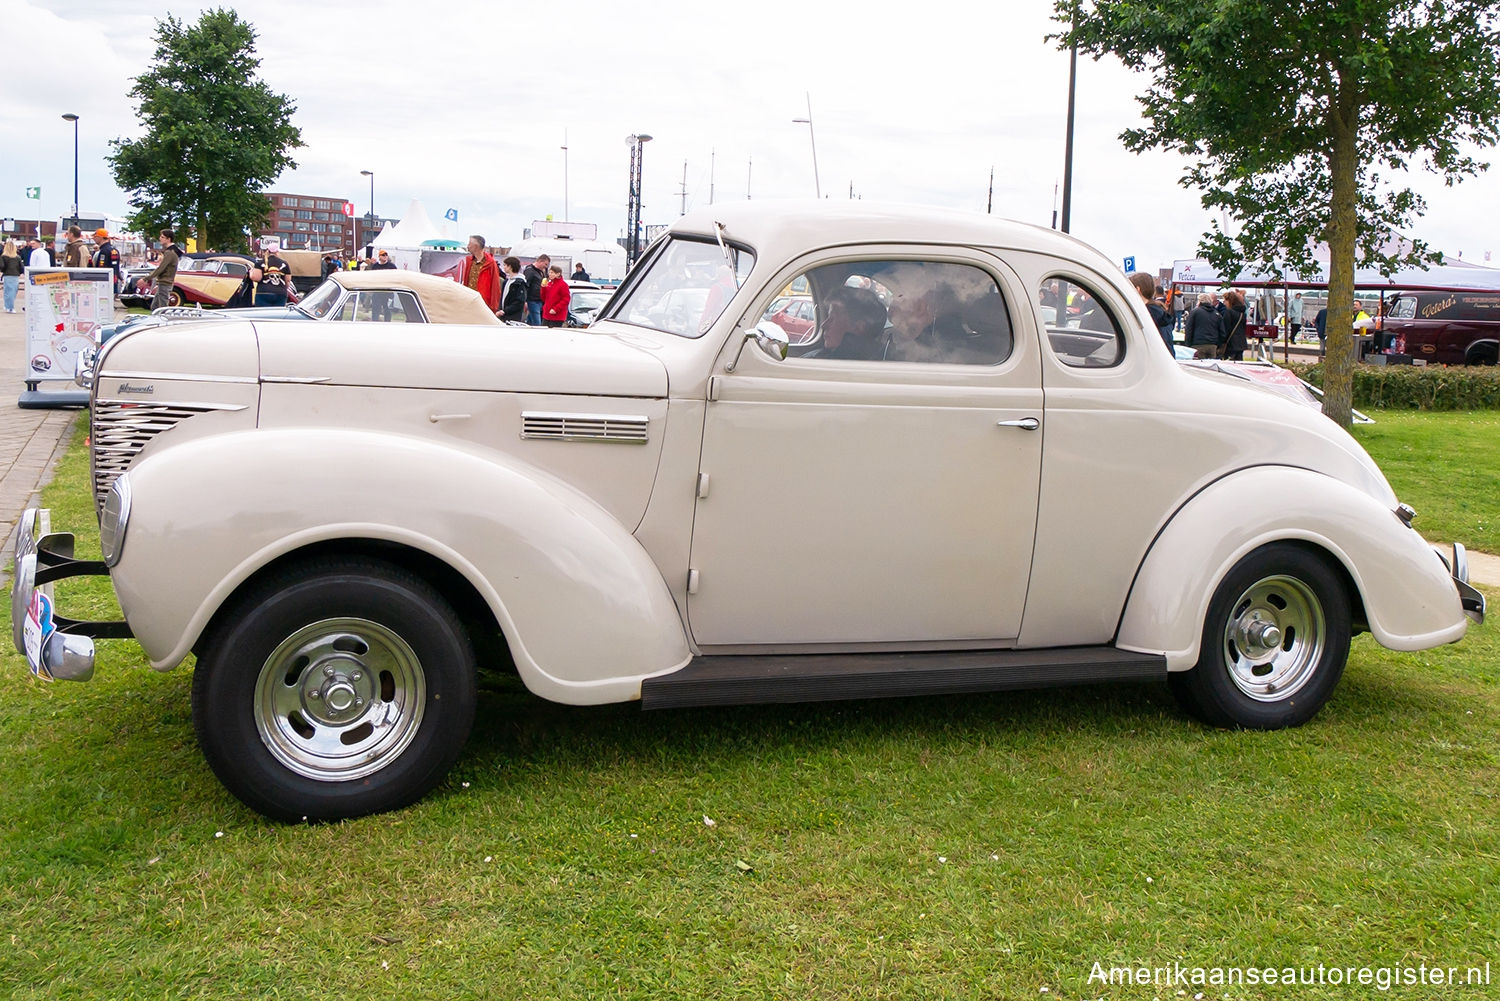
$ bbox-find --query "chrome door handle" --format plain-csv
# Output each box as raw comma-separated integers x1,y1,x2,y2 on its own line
997,417,1040,431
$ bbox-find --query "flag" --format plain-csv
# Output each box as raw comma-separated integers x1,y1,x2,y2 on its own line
444,208,458,222
24,186,40,199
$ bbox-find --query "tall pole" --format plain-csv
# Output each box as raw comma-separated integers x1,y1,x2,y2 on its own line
709,147,715,205
747,155,752,200
1061,28,1077,233
625,133,652,268
792,93,821,199
561,129,569,221
679,160,688,216
61,113,79,230
360,169,374,250
987,166,994,215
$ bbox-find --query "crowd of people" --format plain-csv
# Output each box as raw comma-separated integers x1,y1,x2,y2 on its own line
456,238,574,326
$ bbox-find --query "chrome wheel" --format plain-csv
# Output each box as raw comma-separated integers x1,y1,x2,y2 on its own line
252,616,426,782
1222,574,1325,702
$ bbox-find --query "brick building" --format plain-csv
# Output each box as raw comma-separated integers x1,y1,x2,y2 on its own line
259,192,363,253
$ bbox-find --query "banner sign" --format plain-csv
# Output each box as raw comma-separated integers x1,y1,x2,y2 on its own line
23,268,114,382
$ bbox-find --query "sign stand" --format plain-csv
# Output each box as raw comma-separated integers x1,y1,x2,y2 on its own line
16,267,110,409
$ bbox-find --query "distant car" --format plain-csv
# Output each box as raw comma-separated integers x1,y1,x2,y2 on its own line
147,255,257,308
761,294,816,344
119,266,155,307
1382,290,1500,365
76,271,503,388
567,283,613,326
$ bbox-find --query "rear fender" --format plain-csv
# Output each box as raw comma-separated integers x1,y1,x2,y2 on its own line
1117,466,1466,670
112,429,690,704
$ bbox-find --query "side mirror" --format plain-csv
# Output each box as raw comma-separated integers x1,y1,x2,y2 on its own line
726,322,790,372
752,321,790,361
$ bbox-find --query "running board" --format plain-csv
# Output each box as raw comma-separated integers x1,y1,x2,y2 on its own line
640,646,1166,710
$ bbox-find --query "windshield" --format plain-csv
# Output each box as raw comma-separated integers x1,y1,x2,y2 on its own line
295,279,344,318
603,236,754,337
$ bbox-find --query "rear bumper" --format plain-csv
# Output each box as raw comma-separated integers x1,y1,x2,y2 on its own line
9,509,132,682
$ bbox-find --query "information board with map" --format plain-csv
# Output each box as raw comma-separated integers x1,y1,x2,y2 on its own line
23,267,115,383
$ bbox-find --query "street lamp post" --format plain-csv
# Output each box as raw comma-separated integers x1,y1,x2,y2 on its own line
61,113,79,230
791,93,821,199
625,133,653,268
561,130,569,222
360,169,374,251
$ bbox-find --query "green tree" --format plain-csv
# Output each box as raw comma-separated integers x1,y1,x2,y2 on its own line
109,8,302,253
1054,1,1500,427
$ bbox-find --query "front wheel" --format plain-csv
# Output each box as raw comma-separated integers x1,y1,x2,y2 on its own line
191,557,477,821
1171,544,1351,729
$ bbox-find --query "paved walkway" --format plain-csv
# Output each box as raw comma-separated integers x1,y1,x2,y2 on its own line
1,284,89,580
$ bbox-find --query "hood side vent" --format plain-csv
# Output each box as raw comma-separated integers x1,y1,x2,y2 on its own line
521,411,650,444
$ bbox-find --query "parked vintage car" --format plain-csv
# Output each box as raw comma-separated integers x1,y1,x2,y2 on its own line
75,271,503,389
1381,289,1500,365
566,281,613,327
12,202,1484,822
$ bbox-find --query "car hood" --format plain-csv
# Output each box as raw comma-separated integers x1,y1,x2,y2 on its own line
254,321,669,397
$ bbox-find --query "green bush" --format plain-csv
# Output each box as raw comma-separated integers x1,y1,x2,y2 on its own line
1294,362,1500,410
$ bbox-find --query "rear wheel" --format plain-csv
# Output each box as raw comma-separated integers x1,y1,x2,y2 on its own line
167,288,183,307
191,557,476,821
1171,544,1351,729
1465,343,1498,366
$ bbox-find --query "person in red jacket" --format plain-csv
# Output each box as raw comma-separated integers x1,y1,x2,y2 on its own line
541,264,571,327
460,234,502,313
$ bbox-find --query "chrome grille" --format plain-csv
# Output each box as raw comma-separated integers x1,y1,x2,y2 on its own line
521,411,650,444
90,401,228,511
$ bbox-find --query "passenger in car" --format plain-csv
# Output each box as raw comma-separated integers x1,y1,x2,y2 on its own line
806,284,889,360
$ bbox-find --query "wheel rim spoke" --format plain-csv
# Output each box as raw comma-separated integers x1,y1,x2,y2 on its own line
254,617,426,781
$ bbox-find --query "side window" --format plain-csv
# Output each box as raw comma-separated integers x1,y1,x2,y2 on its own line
1039,277,1124,368
778,259,1013,365
349,290,417,322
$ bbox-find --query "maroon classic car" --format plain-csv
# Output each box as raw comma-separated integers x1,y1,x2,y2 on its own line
1383,290,1500,365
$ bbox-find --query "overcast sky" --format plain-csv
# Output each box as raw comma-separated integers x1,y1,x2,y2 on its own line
6,0,1500,275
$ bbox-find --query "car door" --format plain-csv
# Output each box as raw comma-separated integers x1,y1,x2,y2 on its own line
686,250,1043,648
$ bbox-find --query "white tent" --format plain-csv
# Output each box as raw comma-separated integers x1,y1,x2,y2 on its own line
372,199,445,249
1173,250,1500,292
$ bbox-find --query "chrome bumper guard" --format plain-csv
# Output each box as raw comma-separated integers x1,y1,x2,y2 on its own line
9,509,132,682
1437,542,1486,625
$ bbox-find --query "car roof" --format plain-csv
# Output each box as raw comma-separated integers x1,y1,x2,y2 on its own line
667,200,1119,277
328,270,502,325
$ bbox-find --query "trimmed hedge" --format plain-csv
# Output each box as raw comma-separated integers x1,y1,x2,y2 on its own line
1292,362,1500,410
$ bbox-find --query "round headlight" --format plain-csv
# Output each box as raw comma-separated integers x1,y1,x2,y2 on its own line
100,475,132,567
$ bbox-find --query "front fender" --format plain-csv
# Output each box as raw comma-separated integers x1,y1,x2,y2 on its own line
1117,465,1467,670
111,429,690,703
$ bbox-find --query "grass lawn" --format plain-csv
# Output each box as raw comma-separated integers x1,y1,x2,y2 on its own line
1352,410,1500,554
2,416,1497,999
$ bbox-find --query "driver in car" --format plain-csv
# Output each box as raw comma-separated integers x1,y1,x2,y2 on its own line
807,284,889,360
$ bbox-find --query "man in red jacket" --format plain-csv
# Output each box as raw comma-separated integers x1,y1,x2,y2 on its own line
541,263,571,327
460,234,502,313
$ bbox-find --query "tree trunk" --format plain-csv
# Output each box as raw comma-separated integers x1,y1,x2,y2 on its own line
1322,72,1359,429
197,177,208,255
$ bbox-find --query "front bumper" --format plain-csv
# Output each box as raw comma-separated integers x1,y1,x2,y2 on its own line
9,509,132,682
1440,542,1487,625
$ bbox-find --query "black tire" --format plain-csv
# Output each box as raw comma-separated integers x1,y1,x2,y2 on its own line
1170,543,1351,729
191,556,477,821
1465,343,1498,366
